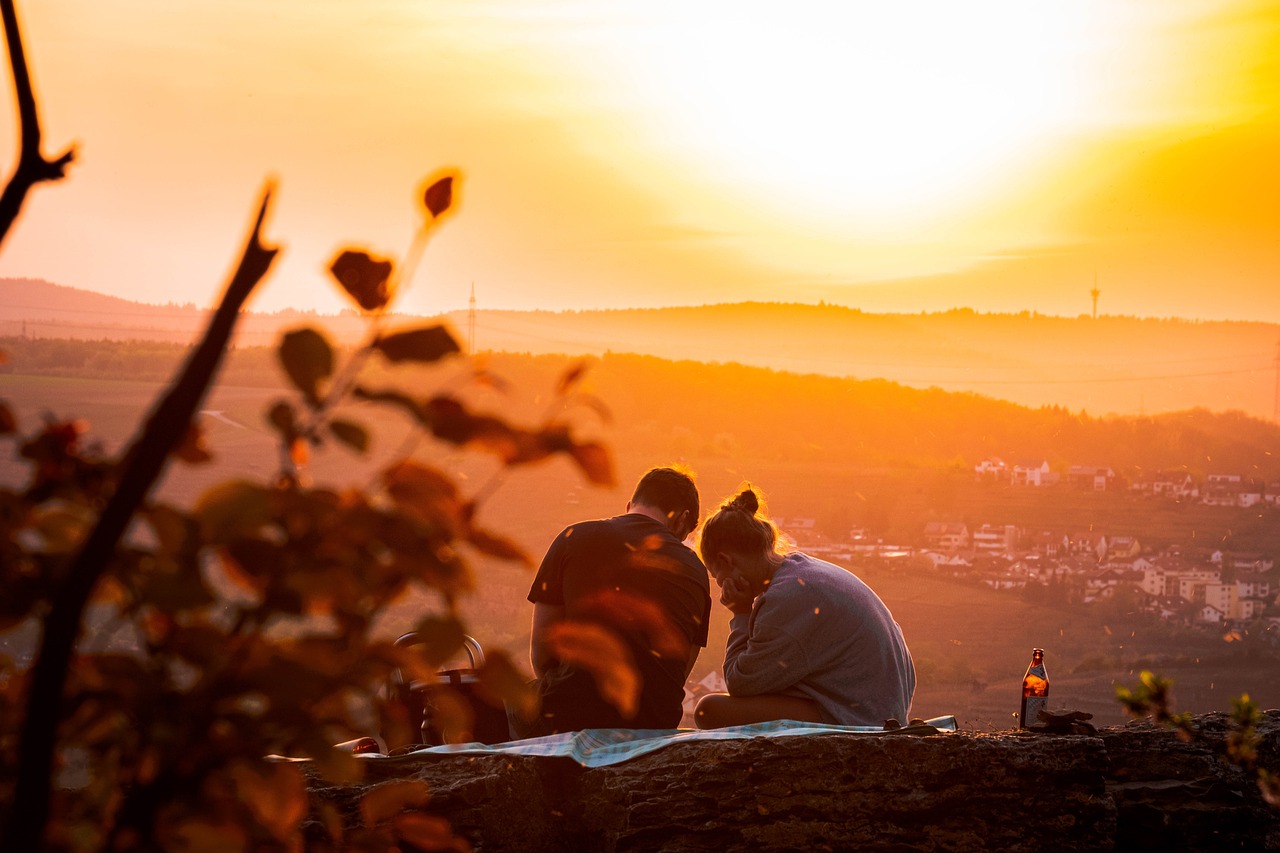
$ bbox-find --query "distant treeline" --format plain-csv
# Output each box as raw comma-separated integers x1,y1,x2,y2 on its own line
3,336,1279,481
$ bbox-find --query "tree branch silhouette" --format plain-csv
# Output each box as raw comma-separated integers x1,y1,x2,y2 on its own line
2,189,279,851
0,0,75,249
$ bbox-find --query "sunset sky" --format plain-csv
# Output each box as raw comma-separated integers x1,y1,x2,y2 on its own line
0,1,1276,320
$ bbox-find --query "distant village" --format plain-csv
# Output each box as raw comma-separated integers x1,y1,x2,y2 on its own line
785,459,1280,644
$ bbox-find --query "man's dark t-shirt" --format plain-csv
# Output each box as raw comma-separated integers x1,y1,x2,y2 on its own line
528,513,711,732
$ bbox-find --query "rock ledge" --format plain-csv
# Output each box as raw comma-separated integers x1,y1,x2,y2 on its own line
308,711,1280,852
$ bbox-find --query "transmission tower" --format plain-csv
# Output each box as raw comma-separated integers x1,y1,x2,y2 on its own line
467,282,476,354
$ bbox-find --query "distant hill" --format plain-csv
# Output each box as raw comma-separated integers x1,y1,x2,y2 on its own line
4,278,1278,418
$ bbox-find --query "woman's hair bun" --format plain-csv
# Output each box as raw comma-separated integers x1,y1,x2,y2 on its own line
727,488,759,515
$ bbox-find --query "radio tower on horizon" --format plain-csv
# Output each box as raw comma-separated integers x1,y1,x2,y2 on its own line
467,282,476,354
1090,275,1100,320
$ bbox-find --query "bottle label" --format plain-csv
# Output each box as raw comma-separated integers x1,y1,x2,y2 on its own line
1023,696,1048,727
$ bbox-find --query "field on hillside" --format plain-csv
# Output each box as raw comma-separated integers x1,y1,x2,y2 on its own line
3,370,1277,733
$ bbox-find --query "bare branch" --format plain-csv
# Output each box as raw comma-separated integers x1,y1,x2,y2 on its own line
0,0,76,250
1,186,279,851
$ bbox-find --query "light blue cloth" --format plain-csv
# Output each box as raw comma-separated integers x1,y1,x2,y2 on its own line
389,716,957,768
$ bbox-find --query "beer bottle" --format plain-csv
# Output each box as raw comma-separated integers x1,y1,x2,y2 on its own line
1019,648,1049,728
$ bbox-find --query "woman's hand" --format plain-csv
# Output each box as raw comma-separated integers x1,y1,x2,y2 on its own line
717,572,756,614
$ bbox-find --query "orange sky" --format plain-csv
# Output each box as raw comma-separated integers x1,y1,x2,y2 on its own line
0,1,1276,320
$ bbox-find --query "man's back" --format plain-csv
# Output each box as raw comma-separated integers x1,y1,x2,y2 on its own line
528,513,711,732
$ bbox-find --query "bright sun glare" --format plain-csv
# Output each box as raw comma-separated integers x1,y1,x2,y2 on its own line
552,1,1174,234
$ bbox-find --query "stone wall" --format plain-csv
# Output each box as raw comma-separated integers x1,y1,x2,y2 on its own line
307,711,1280,852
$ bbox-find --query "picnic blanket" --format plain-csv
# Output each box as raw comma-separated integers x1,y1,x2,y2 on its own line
382,715,958,768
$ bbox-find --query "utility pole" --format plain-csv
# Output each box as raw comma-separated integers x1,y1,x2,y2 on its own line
1090,274,1100,320
467,282,476,354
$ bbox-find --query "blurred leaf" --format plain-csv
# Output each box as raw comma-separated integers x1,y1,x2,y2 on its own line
352,386,429,426
556,360,590,396
422,685,475,745
569,442,615,486
395,813,470,852
279,327,334,405
31,505,92,553
0,401,16,434
89,573,129,608
476,650,537,720
329,419,370,454
330,249,395,312
166,623,231,670
382,461,464,531
576,589,688,660
309,743,365,787
144,504,196,557
421,172,458,220
174,421,213,465
194,481,272,543
361,780,431,827
422,397,545,465
395,548,474,601
408,615,468,668
466,526,532,566
229,760,309,844
131,552,217,612
545,622,638,720
155,815,248,853
373,325,461,365
267,399,298,439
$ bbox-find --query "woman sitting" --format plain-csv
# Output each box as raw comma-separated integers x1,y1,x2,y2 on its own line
694,486,916,729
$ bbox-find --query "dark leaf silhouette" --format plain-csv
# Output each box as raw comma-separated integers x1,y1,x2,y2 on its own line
382,460,465,533
422,173,457,220
545,622,638,719
476,650,538,719
373,325,461,364
352,386,429,426
360,780,431,826
421,685,474,744
194,481,272,543
466,525,532,566
329,419,370,453
576,589,689,660
395,813,470,852
219,538,279,595
143,505,196,557
228,760,309,845
557,359,590,396
278,327,334,405
409,615,468,668
173,422,213,464
569,442,615,486
330,249,395,312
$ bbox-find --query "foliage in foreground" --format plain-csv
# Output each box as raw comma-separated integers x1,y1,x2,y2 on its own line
1117,671,1278,807
0,168,629,850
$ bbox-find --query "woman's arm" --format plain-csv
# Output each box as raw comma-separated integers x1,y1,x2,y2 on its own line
722,590,813,697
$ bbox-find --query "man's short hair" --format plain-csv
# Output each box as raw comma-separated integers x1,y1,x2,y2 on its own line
631,466,699,521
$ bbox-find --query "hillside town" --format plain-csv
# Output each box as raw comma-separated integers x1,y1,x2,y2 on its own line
785,460,1280,644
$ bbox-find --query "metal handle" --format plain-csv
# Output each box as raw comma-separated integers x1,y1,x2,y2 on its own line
392,632,484,669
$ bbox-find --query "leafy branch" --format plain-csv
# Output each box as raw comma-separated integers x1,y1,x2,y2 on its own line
1117,671,1278,807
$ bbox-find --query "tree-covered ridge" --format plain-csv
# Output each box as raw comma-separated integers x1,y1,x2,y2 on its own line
5,338,1279,482
6,280,1280,418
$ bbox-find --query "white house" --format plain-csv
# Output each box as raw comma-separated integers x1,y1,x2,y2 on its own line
1011,461,1058,487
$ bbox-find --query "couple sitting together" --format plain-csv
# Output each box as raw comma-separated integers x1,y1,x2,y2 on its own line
519,466,916,736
